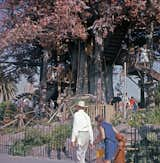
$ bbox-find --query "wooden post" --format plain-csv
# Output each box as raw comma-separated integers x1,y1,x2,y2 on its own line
123,62,127,119
140,74,145,108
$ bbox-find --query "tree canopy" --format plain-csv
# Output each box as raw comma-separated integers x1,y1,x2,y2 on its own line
0,0,159,52
0,0,160,102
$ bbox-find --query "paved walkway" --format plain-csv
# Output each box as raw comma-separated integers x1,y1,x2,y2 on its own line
0,154,74,163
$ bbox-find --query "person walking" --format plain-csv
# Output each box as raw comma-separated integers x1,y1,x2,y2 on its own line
71,100,93,163
94,115,119,163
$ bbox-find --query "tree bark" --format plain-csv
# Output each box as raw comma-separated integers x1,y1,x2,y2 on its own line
88,42,101,95
88,41,107,103
70,41,78,94
103,63,114,103
76,41,88,94
39,50,49,112
70,39,114,103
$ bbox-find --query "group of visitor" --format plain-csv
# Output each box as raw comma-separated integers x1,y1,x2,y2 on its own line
129,44,150,67
71,100,125,163
111,93,138,113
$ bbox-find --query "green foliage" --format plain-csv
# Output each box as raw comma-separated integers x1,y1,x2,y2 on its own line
126,132,160,163
11,124,72,156
0,105,5,121
146,132,158,142
111,112,124,126
127,110,146,127
155,83,160,106
51,124,72,149
11,141,26,156
146,107,160,125
127,107,160,127
0,101,16,121
127,107,160,162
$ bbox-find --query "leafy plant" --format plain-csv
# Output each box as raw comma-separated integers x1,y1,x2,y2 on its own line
127,110,146,127
155,83,160,106
111,112,124,126
11,141,26,156
10,124,72,156
51,124,72,149
146,107,160,125
0,101,16,122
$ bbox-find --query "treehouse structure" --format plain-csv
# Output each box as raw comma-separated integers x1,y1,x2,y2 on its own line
0,22,160,109
102,22,160,108
0,22,160,129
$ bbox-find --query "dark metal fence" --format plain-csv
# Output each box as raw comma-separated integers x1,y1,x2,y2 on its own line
0,104,114,162
1,120,160,162
126,125,160,163
0,123,96,162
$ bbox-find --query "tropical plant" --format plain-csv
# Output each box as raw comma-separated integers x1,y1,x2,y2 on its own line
0,67,17,101
0,81,17,102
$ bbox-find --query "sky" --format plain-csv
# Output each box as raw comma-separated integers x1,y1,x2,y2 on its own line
113,66,140,101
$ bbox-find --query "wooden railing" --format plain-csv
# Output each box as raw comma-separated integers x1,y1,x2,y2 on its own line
85,104,115,123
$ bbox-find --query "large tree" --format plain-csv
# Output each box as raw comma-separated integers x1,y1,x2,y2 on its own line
0,0,160,103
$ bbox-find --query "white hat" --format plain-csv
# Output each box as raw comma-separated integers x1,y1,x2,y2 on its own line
76,100,88,108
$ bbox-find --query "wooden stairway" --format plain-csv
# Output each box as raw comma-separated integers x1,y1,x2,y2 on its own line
103,22,129,65
134,64,160,81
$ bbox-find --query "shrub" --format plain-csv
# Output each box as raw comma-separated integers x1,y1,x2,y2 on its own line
146,107,160,125
127,110,146,127
51,124,72,149
10,124,72,156
0,101,16,122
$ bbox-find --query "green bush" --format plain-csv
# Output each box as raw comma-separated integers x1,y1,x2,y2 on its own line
127,110,146,127
11,124,72,156
11,141,25,156
146,107,160,125
0,101,16,121
155,83,160,106
111,112,124,126
127,107,160,127
51,124,72,149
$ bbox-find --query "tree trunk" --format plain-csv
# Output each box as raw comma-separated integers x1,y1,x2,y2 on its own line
88,56,95,94
70,39,114,102
39,50,49,112
70,42,78,94
88,42,101,95
76,41,88,94
103,64,114,103
88,41,106,103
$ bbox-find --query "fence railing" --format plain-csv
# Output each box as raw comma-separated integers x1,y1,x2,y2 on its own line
0,123,97,161
2,105,160,162
86,104,115,123
0,104,115,161
126,124,160,163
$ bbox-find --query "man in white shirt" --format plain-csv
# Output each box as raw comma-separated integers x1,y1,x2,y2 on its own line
71,101,93,163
